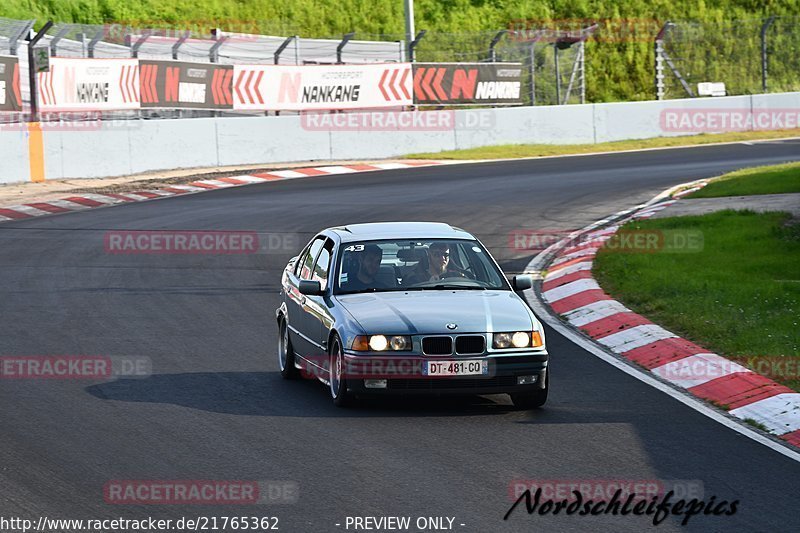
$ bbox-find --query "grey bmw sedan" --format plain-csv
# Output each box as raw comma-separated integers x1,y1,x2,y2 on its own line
276,222,548,408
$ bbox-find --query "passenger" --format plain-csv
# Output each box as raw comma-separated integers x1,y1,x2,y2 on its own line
341,244,385,292
404,242,465,285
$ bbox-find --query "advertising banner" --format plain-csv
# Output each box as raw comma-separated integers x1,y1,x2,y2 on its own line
412,63,522,105
38,57,139,111
139,60,233,109
232,63,412,111
0,55,22,112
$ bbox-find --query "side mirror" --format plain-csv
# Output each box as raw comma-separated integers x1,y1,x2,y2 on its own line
512,275,533,291
298,280,323,296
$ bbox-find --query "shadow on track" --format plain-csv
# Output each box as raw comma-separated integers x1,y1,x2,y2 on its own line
85,371,526,418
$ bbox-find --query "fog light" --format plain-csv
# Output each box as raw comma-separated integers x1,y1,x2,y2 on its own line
517,375,537,385
364,379,388,389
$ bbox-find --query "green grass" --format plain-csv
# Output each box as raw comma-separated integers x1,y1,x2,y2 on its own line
743,418,770,432
593,210,800,390
687,162,800,198
404,129,800,160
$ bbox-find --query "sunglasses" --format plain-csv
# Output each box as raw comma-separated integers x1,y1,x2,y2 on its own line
431,249,450,257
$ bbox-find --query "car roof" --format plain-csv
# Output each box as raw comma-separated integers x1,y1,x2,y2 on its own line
326,222,475,243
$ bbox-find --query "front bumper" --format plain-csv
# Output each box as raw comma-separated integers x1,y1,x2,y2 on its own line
341,352,548,395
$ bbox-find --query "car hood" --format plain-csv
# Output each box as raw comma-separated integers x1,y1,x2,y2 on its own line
335,290,534,335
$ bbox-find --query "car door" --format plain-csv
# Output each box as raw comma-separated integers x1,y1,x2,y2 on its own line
285,236,325,357
303,239,336,365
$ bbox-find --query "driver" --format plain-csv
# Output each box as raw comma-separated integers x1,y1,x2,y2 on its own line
405,242,465,285
341,244,386,292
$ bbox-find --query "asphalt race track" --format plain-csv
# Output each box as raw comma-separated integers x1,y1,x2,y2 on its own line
2,140,800,532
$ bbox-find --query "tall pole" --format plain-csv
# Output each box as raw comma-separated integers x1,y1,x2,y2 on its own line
28,21,54,123
761,16,776,93
404,0,415,62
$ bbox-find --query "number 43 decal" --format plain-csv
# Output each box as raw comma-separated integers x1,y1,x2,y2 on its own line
344,245,365,252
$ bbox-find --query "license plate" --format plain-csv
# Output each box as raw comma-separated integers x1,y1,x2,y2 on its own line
423,360,488,377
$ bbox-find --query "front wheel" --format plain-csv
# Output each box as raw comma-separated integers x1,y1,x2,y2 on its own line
329,335,352,407
510,371,548,409
278,318,299,379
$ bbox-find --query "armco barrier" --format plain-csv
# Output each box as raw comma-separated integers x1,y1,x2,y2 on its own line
1,91,798,183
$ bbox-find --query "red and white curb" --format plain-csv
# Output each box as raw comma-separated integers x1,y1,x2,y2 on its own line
527,182,800,456
0,161,444,223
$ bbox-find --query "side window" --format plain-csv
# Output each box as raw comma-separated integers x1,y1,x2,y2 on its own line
312,242,333,291
298,238,324,280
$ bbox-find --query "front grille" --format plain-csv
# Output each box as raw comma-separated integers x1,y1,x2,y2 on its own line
388,375,516,390
455,335,485,355
422,336,453,355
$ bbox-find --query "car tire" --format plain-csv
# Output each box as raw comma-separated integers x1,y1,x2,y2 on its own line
329,335,352,407
510,371,548,409
278,318,299,379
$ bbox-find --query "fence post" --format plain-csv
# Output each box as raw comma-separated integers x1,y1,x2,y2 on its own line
554,44,560,105
172,31,190,60
408,30,426,62
528,40,536,106
761,16,776,93
49,25,71,57
274,35,296,64
8,20,34,56
579,40,586,104
87,27,106,58
488,30,507,62
131,32,150,59
655,25,665,100
209,34,228,63
336,32,355,64
27,21,54,122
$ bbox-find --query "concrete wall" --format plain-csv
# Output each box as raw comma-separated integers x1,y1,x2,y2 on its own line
1,92,798,184
0,127,30,183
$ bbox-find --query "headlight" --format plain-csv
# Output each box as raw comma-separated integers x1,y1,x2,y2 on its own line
493,332,513,349
493,331,544,349
511,332,530,348
369,335,388,351
353,335,413,351
389,335,411,351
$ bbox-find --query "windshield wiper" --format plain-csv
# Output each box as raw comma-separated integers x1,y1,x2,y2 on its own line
338,287,409,295
427,284,487,290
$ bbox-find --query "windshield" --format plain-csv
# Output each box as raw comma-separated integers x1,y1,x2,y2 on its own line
335,239,509,294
